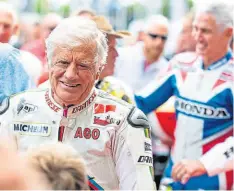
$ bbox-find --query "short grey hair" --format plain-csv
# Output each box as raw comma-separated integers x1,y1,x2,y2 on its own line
143,15,169,32
195,0,233,29
45,16,108,71
0,2,18,25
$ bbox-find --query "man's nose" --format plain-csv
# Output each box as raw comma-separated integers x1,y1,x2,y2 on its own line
154,37,164,45
193,30,202,41
115,49,119,57
64,63,78,80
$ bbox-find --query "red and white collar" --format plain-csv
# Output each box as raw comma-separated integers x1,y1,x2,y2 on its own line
45,88,97,116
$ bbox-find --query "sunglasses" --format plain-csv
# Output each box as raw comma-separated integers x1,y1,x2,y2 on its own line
47,26,57,32
148,33,168,41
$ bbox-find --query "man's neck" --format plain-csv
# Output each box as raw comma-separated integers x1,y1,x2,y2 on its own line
203,47,229,69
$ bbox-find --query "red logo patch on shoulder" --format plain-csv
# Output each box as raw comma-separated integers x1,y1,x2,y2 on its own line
94,104,116,114
212,71,234,90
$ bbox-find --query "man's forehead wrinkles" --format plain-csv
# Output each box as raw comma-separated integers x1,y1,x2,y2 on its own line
56,53,72,60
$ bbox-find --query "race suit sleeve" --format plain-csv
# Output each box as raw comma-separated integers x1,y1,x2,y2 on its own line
114,107,156,190
199,137,234,176
0,97,18,150
134,65,176,114
0,45,34,102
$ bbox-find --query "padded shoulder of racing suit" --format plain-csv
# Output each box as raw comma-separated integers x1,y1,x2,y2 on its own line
169,51,199,69
127,107,150,129
0,88,46,115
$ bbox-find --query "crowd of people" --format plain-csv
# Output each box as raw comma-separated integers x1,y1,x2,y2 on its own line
0,0,233,190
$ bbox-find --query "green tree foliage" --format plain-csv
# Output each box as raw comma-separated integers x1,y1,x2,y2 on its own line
161,0,170,18
126,2,146,27
59,4,70,18
34,0,49,14
186,0,194,10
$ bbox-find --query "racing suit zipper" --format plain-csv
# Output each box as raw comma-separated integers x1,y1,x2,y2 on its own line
58,125,65,142
58,108,68,142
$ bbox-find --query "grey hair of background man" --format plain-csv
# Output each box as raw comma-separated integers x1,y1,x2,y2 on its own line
0,2,18,24
45,16,108,72
194,0,233,30
143,15,169,33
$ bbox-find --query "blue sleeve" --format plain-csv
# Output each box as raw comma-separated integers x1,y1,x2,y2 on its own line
0,45,32,102
134,74,176,114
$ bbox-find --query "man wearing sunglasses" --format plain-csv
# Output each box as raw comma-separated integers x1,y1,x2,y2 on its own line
115,15,169,91
135,0,233,189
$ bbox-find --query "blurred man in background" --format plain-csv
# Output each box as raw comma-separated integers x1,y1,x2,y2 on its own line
135,0,233,189
115,15,169,91
0,43,33,102
93,16,133,103
115,15,171,187
0,2,18,44
21,13,62,66
0,2,42,85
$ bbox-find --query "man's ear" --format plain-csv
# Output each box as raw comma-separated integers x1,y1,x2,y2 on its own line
224,28,233,38
95,66,103,80
12,24,19,36
95,72,100,81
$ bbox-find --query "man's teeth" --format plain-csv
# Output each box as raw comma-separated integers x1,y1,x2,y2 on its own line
62,82,79,87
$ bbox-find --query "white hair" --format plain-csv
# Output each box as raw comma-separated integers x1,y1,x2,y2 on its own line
143,15,169,32
195,0,233,29
0,2,18,24
45,16,108,71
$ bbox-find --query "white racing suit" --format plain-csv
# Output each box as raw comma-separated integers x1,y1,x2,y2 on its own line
135,51,233,190
0,88,155,190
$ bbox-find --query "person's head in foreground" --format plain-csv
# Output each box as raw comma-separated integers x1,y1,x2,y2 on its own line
46,16,108,106
26,143,88,190
193,0,233,67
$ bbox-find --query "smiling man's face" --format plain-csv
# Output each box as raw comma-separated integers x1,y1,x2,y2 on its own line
49,42,98,106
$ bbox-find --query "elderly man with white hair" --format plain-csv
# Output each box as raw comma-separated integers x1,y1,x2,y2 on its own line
135,0,233,190
115,15,169,91
0,16,155,190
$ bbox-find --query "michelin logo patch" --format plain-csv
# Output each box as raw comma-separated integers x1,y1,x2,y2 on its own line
13,122,51,136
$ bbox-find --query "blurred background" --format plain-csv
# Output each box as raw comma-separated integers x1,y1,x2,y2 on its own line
2,0,195,55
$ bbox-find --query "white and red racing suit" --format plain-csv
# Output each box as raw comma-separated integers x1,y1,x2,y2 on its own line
0,88,155,190
135,51,234,190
